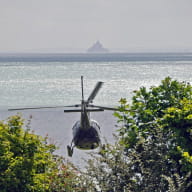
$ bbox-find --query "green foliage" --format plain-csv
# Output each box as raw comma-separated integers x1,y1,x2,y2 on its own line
83,126,181,191
83,77,192,192
163,173,192,192
48,157,87,192
114,77,192,191
0,115,83,192
0,115,51,191
116,78,192,157
162,98,192,153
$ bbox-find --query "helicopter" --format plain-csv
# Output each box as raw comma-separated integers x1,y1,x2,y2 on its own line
8,76,119,157
64,76,120,157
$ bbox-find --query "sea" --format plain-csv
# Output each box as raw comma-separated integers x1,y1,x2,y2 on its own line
0,52,192,166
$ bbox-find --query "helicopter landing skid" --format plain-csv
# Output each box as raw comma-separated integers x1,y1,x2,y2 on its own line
67,145,74,157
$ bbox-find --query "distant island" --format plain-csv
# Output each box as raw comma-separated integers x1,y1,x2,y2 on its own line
87,41,109,53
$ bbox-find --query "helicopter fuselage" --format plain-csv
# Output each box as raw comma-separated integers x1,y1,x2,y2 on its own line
72,120,101,150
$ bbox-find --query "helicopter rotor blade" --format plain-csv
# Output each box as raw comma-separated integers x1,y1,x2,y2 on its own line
8,104,83,111
8,106,66,111
64,104,81,108
81,76,84,101
88,104,134,112
87,81,104,103
64,108,104,113
88,104,118,111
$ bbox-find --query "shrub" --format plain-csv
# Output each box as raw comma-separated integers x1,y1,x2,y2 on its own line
83,77,192,192
0,115,83,192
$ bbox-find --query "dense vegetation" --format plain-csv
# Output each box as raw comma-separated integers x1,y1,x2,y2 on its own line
0,77,192,191
0,115,84,192
82,77,192,191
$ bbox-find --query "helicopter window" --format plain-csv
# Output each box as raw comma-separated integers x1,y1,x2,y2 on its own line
72,121,80,130
91,120,100,130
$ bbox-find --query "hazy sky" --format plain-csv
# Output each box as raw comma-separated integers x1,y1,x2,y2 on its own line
0,0,192,52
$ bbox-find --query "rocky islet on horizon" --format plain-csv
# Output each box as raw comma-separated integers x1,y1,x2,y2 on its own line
87,41,109,53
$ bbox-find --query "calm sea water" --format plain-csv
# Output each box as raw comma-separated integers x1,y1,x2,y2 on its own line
1,52,192,166
1,52,192,109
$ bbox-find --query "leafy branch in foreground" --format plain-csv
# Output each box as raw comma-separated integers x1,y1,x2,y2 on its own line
163,172,192,192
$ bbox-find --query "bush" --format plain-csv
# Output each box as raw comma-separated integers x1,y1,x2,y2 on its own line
83,77,192,192
116,77,192,172
0,115,83,192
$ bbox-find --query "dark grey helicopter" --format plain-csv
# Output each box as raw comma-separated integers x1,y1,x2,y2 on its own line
8,76,118,157
65,76,119,157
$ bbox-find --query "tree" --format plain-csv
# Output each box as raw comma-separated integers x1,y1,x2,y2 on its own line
0,115,83,192
83,77,192,191
115,77,192,190
83,125,186,192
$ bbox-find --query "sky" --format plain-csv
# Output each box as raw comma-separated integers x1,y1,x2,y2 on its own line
0,0,192,53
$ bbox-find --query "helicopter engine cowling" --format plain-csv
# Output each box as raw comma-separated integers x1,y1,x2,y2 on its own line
72,120,101,150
